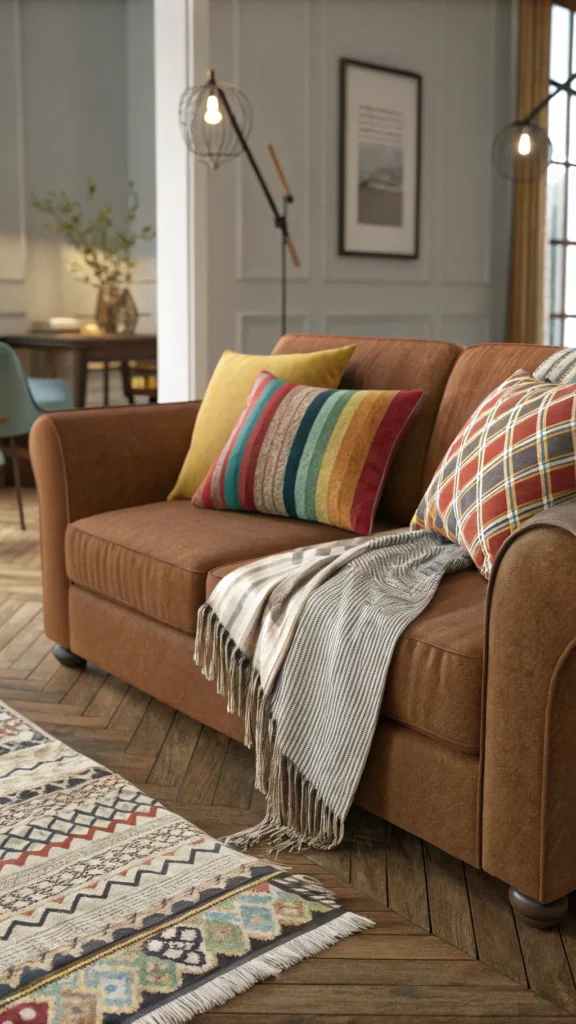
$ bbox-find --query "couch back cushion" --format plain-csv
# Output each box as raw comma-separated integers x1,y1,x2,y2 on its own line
424,343,553,487
273,334,462,524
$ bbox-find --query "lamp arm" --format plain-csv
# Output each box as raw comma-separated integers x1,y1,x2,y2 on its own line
216,85,285,232
267,145,301,268
267,144,293,201
522,71,576,123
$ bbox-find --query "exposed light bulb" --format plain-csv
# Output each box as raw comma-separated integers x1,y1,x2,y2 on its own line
204,94,222,125
518,131,532,156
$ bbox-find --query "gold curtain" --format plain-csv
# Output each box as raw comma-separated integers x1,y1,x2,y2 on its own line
507,0,552,344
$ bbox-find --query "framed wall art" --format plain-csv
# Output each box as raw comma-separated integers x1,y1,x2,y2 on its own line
339,58,421,258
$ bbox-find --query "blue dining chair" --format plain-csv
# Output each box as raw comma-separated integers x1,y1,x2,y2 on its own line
0,342,73,529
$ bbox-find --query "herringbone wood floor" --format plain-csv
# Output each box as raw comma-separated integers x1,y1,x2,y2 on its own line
2,488,576,1022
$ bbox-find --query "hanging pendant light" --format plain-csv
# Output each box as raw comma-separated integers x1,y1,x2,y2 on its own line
492,120,551,181
492,71,576,182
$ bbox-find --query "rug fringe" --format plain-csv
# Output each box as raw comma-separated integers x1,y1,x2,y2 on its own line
195,605,346,852
136,911,373,1023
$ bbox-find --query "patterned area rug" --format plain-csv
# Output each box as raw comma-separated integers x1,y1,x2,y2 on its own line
0,703,372,1023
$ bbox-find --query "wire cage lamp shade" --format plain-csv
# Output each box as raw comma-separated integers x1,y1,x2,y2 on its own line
492,120,551,182
179,70,253,170
178,66,300,337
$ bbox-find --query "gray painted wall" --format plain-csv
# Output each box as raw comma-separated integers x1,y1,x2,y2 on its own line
0,0,156,335
203,0,515,370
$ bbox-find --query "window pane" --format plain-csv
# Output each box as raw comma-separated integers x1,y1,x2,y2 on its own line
549,87,568,161
551,4,570,83
567,167,576,240
564,317,576,347
548,243,564,314
548,317,563,346
547,164,567,239
569,94,576,161
548,8,574,347
565,245,576,313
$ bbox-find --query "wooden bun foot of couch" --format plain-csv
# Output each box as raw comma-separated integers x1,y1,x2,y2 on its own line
508,887,569,929
53,645,87,669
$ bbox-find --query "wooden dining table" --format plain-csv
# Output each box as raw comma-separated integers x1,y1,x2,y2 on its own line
0,332,156,407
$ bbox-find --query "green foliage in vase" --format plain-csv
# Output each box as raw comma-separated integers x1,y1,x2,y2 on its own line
31,179,155,290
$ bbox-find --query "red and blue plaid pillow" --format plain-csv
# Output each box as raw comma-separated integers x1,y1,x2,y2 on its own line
411,369,576,577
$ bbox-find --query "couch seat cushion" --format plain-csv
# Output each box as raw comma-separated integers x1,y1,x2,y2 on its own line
386,569,486,753
209,560,486,754
65,502,355,634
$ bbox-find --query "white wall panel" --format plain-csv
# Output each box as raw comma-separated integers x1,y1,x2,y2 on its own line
154,0,192,401
0,0,26,287
238,312,308,354
320,0,436,286
127,0,156,329
236,0,310,282
203,0,515,375
324,313,434,339
21,0,129,322
440,313,490,347
438,0,494,286
0,0,156,333
0,311,27,334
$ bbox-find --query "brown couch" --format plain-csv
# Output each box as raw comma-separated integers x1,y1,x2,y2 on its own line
30,334,576,929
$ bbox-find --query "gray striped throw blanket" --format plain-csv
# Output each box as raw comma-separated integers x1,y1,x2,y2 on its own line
195,528,470,851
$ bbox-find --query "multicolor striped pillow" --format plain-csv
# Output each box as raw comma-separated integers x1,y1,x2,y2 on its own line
192,371,423,534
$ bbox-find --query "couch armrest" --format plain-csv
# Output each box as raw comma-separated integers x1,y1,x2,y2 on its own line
482,498,576,902
29,401,200,648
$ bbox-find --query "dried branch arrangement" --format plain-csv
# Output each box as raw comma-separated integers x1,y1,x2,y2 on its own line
31,179,155,289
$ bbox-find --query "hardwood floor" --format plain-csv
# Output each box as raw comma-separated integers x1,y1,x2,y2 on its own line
1,487,576,1022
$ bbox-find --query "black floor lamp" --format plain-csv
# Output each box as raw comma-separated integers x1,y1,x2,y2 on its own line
179,70,300,337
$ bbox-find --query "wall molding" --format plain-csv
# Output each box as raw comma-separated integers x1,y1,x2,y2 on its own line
0,310,27,334
322,311,434,338
205,0,512,368
0,281,26,307
439,312,490,346
234,0,312,284
437,0,493,288
236,310,309,352
1,1,157,334
318,0,431,287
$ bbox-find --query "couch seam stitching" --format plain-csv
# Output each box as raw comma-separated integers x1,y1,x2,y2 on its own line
540,637,576,903
70,583,196,636
46,417,72,524
482,519,576,893
40,416,73,648
67,526,211,578
397,634,483,661
384,713,479,756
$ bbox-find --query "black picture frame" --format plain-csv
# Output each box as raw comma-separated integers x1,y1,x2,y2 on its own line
338,58,422,259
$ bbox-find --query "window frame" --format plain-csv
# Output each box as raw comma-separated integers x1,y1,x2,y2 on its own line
548,2,576,346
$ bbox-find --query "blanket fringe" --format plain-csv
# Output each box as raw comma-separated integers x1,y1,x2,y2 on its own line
136,911,373,1023
195,607,258,732
195,606,345,852
223,748,346,852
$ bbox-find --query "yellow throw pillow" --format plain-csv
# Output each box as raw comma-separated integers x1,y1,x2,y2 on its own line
168,346,356,500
